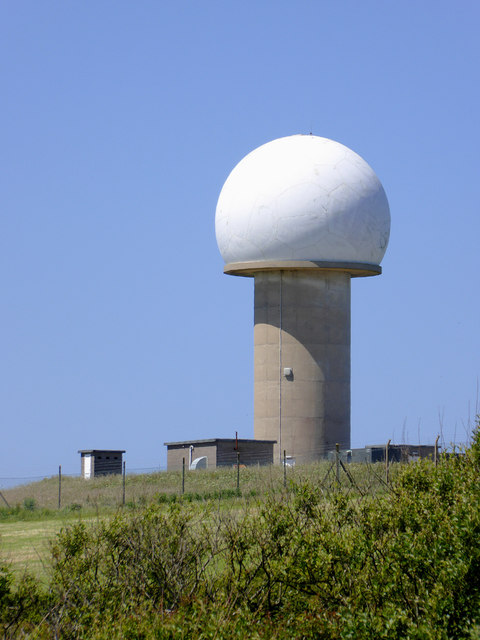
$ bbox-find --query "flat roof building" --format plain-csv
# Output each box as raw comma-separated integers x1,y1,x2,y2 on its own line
78,449,125,479
331,444,436,464
164,438,276,471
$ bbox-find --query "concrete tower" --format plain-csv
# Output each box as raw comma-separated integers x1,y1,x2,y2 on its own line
215,135,390,463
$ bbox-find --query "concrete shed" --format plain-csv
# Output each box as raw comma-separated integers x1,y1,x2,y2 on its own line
164,438,276,471
78,449,125,479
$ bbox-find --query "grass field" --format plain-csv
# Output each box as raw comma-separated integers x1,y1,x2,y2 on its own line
1,518,75,581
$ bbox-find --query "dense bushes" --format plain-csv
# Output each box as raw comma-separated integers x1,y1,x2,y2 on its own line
2,429,480,638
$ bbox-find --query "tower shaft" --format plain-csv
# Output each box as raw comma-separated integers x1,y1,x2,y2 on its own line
254,270,351,463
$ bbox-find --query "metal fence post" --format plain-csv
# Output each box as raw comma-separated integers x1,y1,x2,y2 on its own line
335,443,340,485
236,451,240,493
385,439,391,484
283,449,287,488
58,465,62,510
182,457,185,495
122,461,126,506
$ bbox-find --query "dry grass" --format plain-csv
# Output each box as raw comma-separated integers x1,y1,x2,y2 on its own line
1,460,401,511
1,466,276,511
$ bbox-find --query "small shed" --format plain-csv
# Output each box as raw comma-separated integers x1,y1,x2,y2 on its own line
78,449,125,479
164,438,276,471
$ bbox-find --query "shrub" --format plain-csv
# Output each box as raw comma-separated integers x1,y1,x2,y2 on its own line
48,502,218,633
0,562,49,639
22,497,36,511
3,423,480,638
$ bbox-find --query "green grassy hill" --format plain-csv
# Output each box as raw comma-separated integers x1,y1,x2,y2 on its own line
1,457,397,512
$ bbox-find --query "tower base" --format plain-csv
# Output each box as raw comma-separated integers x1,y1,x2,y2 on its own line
254,270,351,463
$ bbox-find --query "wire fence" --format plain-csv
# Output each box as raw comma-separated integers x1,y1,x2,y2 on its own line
0,467,163,490
0,440,446,513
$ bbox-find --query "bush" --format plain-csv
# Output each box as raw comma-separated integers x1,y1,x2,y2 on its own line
48,502,218,632
2,423,480,638
22,497,36,511
0,562,49,639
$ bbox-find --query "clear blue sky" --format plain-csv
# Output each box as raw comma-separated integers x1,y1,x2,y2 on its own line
1,1,479,481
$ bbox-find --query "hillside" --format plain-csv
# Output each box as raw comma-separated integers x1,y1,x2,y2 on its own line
1,439,479,639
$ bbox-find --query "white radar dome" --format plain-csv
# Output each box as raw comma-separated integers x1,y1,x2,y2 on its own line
215,135,390,266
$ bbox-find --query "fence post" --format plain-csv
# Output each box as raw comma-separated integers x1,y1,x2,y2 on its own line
236,451,240,494
182,457,185,495
122,461,126,506
58,465,62,510
385,439,391,485
434,434,440,466
283,449,287,488
335,443,340,485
